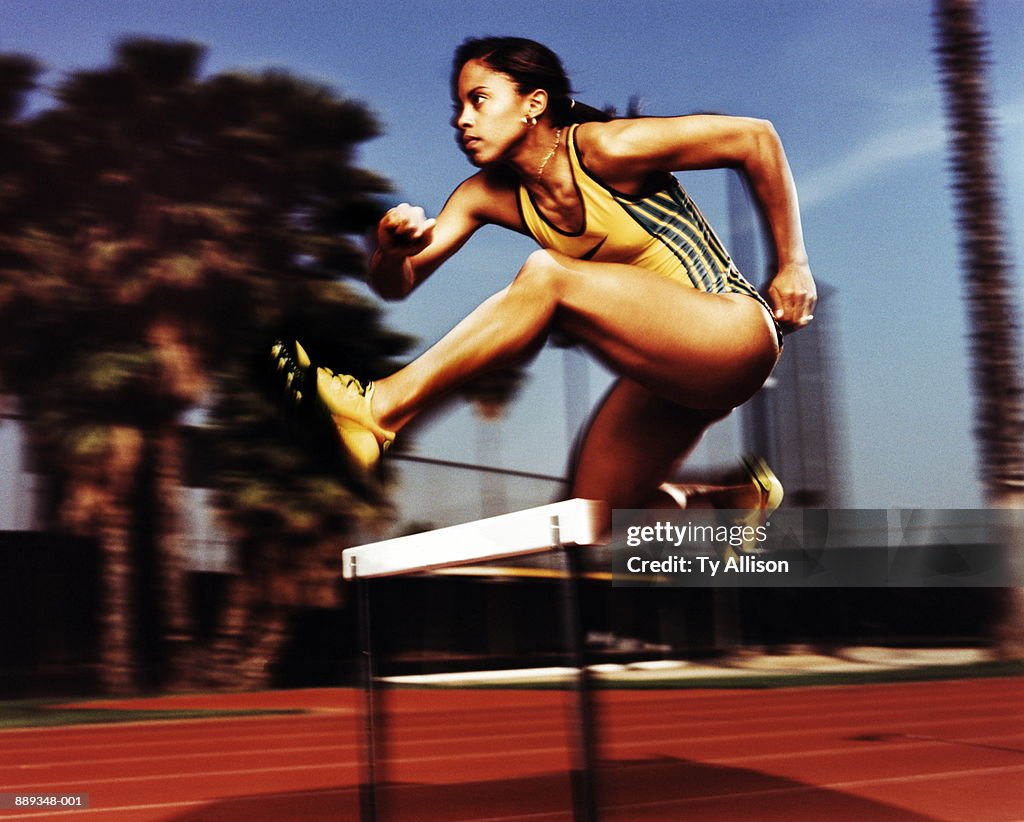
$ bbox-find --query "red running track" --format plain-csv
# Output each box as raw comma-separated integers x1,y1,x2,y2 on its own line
1,677,1022,821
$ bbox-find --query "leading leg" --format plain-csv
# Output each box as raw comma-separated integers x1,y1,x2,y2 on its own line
372,249,779,434
281,248,778,479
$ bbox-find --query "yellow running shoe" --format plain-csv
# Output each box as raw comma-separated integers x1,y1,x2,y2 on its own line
726,455,782,555
739,454,783,527
315,367,394,475
271,339,395,479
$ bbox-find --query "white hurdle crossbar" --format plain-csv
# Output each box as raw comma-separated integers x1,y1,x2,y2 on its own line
343,499,608,822
343,498,605,580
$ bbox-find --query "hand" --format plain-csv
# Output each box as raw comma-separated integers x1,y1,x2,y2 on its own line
377,203,436,257
768,261,816,331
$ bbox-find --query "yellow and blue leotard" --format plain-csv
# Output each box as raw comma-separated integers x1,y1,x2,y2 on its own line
517,123,778,337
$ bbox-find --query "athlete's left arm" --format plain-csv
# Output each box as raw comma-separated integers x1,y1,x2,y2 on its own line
580,116,816,328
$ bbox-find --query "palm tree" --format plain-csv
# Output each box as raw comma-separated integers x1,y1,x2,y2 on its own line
0,38,412,691
933,0,1024,655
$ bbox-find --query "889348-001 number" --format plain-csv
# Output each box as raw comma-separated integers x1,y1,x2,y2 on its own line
0,794,89,809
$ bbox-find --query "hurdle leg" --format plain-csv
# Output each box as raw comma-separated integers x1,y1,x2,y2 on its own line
356,577,384,821
342,501,607,820
556,517,600,821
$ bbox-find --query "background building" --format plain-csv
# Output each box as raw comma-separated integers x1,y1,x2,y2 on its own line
0,395,41,532
726,173,849,508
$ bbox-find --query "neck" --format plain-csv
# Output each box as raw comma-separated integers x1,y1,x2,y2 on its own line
506,123,564,185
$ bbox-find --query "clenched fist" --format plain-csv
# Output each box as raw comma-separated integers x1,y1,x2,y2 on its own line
378,203,436,257
767,261,816,331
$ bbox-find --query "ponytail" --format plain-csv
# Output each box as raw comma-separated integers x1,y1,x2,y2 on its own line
558,98,613,126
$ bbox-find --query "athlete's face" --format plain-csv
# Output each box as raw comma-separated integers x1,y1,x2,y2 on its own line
453,60,534,166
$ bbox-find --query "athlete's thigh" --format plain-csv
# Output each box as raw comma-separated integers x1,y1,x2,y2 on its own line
568,378,728,509
543,250,779,408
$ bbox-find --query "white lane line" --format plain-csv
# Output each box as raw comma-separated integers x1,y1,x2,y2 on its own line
11,727,1023,775
8,714,1024,793
6,698,1021,760
4,758,361,791
4,712,1022,780
6,684,1020,745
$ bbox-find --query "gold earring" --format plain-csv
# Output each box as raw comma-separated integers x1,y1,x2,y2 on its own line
522,115,537,126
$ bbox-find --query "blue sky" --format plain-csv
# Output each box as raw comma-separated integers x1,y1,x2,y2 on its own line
3,0,1023,520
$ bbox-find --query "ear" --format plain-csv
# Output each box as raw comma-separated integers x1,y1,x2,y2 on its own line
525,88,549,120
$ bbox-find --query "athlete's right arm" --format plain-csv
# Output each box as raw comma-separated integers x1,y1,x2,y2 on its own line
369,174,499,301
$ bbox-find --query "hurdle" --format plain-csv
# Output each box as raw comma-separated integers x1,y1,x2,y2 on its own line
343,498,607,821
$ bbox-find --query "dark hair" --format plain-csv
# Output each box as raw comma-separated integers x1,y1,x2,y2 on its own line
451,36,611,127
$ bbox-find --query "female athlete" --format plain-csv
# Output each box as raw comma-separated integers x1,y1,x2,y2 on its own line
273,36,816,512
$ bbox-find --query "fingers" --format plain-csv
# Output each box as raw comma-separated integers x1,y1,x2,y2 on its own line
771,288,816,329
381,203,435,247
418,217,437,241
774,303,814,328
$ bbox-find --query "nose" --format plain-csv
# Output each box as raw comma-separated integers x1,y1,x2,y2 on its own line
453,103,473,131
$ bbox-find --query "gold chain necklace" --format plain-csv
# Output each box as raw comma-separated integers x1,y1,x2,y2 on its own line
535,128,563,180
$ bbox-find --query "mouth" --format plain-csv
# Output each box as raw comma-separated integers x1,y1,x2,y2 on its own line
461,135,481,152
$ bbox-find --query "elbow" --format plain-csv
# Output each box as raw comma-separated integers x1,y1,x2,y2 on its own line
750,118,781,152
743,118,784,173
371,279,410,302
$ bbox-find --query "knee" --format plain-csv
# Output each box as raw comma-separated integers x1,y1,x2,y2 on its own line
513,249,564,298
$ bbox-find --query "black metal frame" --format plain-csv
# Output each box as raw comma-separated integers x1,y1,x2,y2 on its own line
352,513,601,821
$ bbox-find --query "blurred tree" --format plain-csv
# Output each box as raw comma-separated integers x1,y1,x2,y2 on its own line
933,0,1024,655
0,39,412,692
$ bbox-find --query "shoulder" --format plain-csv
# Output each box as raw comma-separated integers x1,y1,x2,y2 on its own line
445,169,522,230
574,119,654,162
573,119,670,185
574,119,639,159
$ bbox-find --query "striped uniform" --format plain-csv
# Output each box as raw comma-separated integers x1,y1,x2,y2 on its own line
517,123,779,339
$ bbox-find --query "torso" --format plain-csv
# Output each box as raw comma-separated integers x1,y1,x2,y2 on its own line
515,125,770,309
